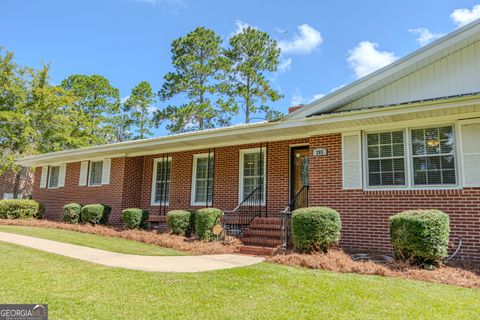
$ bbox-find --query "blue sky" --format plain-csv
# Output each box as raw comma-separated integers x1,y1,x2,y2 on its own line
1,0,480,136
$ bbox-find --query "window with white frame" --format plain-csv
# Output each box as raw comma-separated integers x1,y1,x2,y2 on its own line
366,131,406,186
365,125,457,188
48,166,60,188
89,161,103,186
239,149,266,203
152,158,171,205
411,126,456,185
191,154,214,205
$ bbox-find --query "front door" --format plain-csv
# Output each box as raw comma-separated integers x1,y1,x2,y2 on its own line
290,146,309,209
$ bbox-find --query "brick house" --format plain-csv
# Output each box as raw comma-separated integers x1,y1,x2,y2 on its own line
19,20,480,260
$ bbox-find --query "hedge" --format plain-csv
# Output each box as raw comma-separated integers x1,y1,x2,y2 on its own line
167,210,192,236
389,209,450,267
63,203,82,224
80,204,111,225
122,208,149,229
195,208,223,240
291,207,341,252
0,199,44,219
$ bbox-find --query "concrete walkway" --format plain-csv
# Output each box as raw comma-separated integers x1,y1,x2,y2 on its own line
0,232,264,273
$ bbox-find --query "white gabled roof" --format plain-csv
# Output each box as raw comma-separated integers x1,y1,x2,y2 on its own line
287,18,480,119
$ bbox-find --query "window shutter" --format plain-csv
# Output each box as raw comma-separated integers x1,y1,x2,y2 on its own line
101,159,111,185
461,121,480,187
342,131,363,189
58,164,67,188
79,161,88,186
40,166,48,188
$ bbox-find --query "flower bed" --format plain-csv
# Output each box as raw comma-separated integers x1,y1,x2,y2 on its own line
0,218,241,255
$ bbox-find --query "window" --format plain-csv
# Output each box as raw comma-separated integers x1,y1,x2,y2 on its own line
191,154,214,206
48,166,60,189
366,131,405,186
364,125,458,189
411,126,456,185
239,149,266,204
89,161,103,186
151,158,171,205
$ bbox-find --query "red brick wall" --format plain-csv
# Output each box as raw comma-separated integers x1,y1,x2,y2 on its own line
308,133,480,261
33,158,128,224
31,134,480,261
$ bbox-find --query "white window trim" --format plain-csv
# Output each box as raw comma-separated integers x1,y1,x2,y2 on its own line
47,165,60,189
151,157,172,206
88,160,104,187
363,123,462,191
238,147,267,206
191,153,214,206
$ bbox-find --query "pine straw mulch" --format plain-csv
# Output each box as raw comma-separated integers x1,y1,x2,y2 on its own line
0,219,242,255
267,249,480,289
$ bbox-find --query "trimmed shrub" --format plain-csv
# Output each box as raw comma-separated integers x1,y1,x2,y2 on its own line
122,208,149,229
291,207,341,252
167,210,192,236
80,204,111,225
0,199,44,219
195,208,224,240
389,209,450,267
63,203,82,224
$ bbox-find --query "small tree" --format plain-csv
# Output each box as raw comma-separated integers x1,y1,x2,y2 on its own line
156,27,235,133
225,27,283,123
123,81,156,140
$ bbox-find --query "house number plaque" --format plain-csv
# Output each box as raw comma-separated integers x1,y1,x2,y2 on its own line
313,148,328,156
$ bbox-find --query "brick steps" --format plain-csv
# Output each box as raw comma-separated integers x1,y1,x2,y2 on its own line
238,217,286,255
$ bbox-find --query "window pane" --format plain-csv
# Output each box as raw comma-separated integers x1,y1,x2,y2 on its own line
49,166,60,188
193,156,214,204
411,126,456,186
241,151,265,202
366,131,405,187
154,159,171,203
90,161,103,185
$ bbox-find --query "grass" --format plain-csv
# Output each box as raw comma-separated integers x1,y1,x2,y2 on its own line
0,242,478,319
0,225,185,256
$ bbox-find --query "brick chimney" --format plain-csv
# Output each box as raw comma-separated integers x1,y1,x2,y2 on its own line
288,104,304,114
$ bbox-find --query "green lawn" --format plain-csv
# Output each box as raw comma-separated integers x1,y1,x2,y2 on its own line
0,225,185,256
0,242,478,319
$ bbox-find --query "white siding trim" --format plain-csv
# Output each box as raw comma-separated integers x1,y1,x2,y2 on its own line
39,166,48,188
101,159,111,185
58,164,67,188
79,161,88,186
342,131,363,189
459,119,480,187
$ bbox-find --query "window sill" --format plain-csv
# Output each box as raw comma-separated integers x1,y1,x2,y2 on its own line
363,185,462,191
151,202,170,206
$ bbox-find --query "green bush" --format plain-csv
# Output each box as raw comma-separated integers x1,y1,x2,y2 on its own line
63,203,82,224
122,208,149,229
0,199,44,219
389,209,450,267
80,204,111,225
167,210,192,236
195,208,223,240
291,207,341,252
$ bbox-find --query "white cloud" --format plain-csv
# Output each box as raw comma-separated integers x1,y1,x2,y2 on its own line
278,24,323,55
450,4,480,27
121,96,130,104
277,58,292,73
291,88,324,105
347,41,398,79
231,20,257,37
408,28,444,46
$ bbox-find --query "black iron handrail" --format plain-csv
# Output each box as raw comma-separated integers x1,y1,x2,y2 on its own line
223,186,262,236
281,185,309,248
